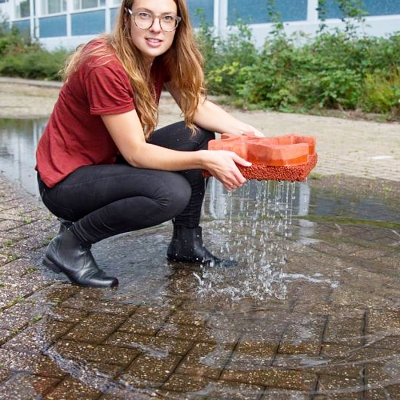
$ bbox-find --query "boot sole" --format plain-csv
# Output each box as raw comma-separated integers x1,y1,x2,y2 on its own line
167,256,236,268
43,256,119,288
43,256,62,273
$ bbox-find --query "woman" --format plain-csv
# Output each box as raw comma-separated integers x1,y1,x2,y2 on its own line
36,0,264,288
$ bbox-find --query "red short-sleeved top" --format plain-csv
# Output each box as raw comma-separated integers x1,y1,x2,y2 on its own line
36,40,167,188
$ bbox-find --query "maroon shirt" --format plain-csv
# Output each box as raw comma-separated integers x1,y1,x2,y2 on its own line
36,41,166,188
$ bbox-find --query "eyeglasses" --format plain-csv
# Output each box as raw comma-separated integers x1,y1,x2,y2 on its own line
127,9,181,32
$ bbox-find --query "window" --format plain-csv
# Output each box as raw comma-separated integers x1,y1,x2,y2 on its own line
73,0,105,10
41,0,67,15
187,0,213,27
228,0,307,25
321,0,400,19
15,0,30,18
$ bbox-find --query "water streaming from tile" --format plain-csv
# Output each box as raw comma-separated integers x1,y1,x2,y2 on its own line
196,180,297,301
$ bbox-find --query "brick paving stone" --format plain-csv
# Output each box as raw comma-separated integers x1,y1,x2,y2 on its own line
0,257,39,277
49,340,140,366
118,305,172,336
364,355,400,383
366,336,400,350
323,314,365,347
63,313,127,344
159,380,266,399
41,307,89,324
0,348,65,379
260,390,310,399
364,384,400,399
161,372,214,392
226,351,273,374
0,276,48,310
167,309,212,326
58,294,138,316
367,309,400,333
313,392,364,400
0,219,27,232
30,283,81,306
175,342,234,379
234,339,277,359
377,254,400,270
1,302,40,332
45,376,103,400
316,375,364,397
98,393,155,400
104,331,193,356
273,354,363,379
278,314,327,355
0,371,61,398
2,320,74,353
157,322,241,345
221,367,316,391
0,330,15,347
122,352,182,388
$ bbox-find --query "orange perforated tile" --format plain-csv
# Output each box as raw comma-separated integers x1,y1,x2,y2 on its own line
204,133,318,182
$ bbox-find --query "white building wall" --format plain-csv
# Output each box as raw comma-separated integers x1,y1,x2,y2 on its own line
248,15,400,48
0,0,399,52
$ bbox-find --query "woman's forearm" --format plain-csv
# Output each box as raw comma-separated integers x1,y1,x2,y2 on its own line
193,99,264,136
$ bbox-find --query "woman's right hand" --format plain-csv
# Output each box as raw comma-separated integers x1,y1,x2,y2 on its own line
202,150,251,191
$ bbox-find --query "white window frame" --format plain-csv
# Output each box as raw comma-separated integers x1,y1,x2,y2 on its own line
40,0,67,15
15,0,30,18
73,0,106,11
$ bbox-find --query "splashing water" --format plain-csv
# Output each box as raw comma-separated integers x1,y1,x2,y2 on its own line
198,179,299,302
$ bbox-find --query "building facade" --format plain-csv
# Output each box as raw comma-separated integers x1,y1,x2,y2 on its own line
0,0,399,51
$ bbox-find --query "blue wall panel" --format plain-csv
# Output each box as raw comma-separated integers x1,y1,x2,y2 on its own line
71,10,105,36
187,0,214,27
110,7,119,29
228,0,308,24
322,0,400,19
39,15,67,38
12,20,30,34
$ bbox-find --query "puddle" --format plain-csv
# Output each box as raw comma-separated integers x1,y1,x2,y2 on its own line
0,118,46,197
1,118,400,398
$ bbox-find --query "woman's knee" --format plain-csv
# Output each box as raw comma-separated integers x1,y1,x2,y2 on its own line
194,127,215,150
158,173,192,216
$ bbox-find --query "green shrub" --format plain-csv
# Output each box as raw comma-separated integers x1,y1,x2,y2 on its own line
196,15,258,96
0,48,68,80
235,36,301,109
0,14,40,56
360,67,400,115
200,18,400,117
0,13,68,80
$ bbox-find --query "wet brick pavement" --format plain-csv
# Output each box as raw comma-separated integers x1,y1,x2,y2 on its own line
1,101,400,398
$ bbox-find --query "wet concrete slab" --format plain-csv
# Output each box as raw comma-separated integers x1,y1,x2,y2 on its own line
1,174,400,399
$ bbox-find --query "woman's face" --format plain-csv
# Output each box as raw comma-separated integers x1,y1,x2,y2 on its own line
128,0,178,65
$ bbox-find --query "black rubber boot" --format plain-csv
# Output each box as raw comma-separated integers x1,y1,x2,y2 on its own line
43,229,118,288
57,218,73,235
167,226,233,267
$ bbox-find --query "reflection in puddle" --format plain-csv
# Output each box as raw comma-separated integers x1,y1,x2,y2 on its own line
2,117,400,398
0,118,47,197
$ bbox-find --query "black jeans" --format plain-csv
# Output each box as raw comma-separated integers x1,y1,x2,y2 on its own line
38,122,214,244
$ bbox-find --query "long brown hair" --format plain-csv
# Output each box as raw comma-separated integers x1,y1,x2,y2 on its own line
62,0,206,138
